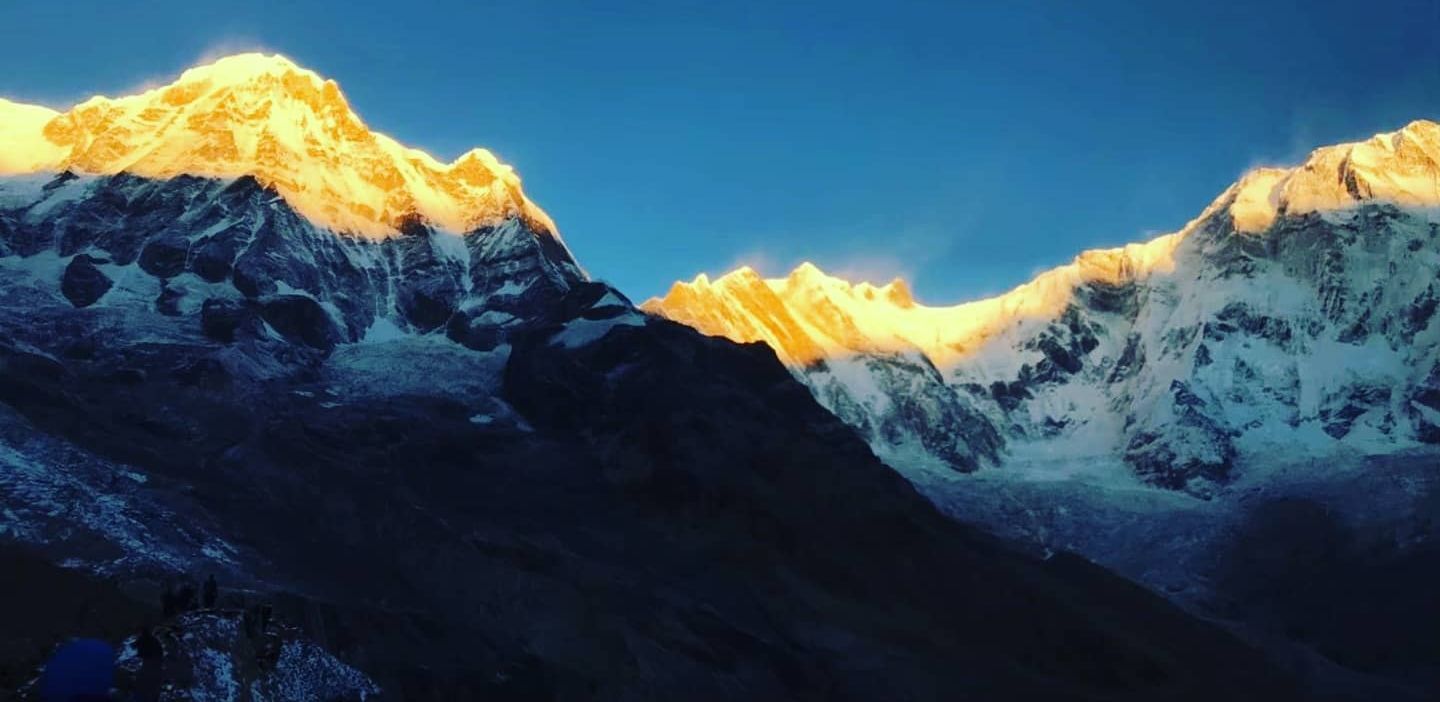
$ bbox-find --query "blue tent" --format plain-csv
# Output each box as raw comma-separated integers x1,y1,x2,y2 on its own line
39,638,115,702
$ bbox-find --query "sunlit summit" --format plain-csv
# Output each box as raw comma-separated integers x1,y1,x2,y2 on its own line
0,53,554,237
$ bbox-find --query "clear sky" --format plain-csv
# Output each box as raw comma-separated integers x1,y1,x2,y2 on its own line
1,0,1437,303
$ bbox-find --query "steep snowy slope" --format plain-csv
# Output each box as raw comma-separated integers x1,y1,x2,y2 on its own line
648,119,1440,493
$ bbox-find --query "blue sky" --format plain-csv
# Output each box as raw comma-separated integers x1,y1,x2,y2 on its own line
1,0,1437,302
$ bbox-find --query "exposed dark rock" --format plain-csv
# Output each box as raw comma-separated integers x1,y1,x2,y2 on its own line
392,231,467,332
191,233,240,282
1319,384,1391,439
200,298,258,343
43,170,79,190
1338,309,1371,344
1410,364,1440,443
1211,303,1294,349
395,212,431,238
397,284,459,332
259,295,342,350
138,234,191,278
1079,279,1139,315
1194,343,1212,368
554,281,625,322
444,312,506,351
0,215,12,257
231,260,273,298
1109,334,1147,381
1038,337,1083,374
60,254,114,308
1404,286,1438,338
1125,381,1236,491
990,379,1032,412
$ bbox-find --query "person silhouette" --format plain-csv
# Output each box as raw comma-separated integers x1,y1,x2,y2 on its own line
135,627,162,662
175,579,197,613
135,627,164,702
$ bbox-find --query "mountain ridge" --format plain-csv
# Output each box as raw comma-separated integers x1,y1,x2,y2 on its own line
646,119,1440,369
646,119,1440,487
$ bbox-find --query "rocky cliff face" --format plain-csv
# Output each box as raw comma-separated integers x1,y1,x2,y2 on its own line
0,55,1302,700
0,170,583,354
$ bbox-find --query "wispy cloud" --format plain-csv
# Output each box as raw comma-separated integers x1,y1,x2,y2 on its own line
724,248,779,277
693,202,980,302
192,38,282,66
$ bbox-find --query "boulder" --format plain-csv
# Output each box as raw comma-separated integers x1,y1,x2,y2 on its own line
137,235,190,278
260,295,342,350
200,298,258,343
191,234,239,282
60,255,114,308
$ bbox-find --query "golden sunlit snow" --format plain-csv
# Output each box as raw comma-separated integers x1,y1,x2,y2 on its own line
0,53,555,238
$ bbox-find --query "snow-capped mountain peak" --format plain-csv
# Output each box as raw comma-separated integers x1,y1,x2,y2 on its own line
0,54,599,353
1222,119,1440,233
0,52,555,238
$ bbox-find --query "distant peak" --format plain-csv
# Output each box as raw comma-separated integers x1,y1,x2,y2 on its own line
716,265,763,286
0,53,557,239
790,261,824,278
781,262,914,305
780,262,839,293
880,277,914,307
1400,118,1438,138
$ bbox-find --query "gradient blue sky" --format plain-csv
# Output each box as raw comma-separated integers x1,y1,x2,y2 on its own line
1,1,1437,302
